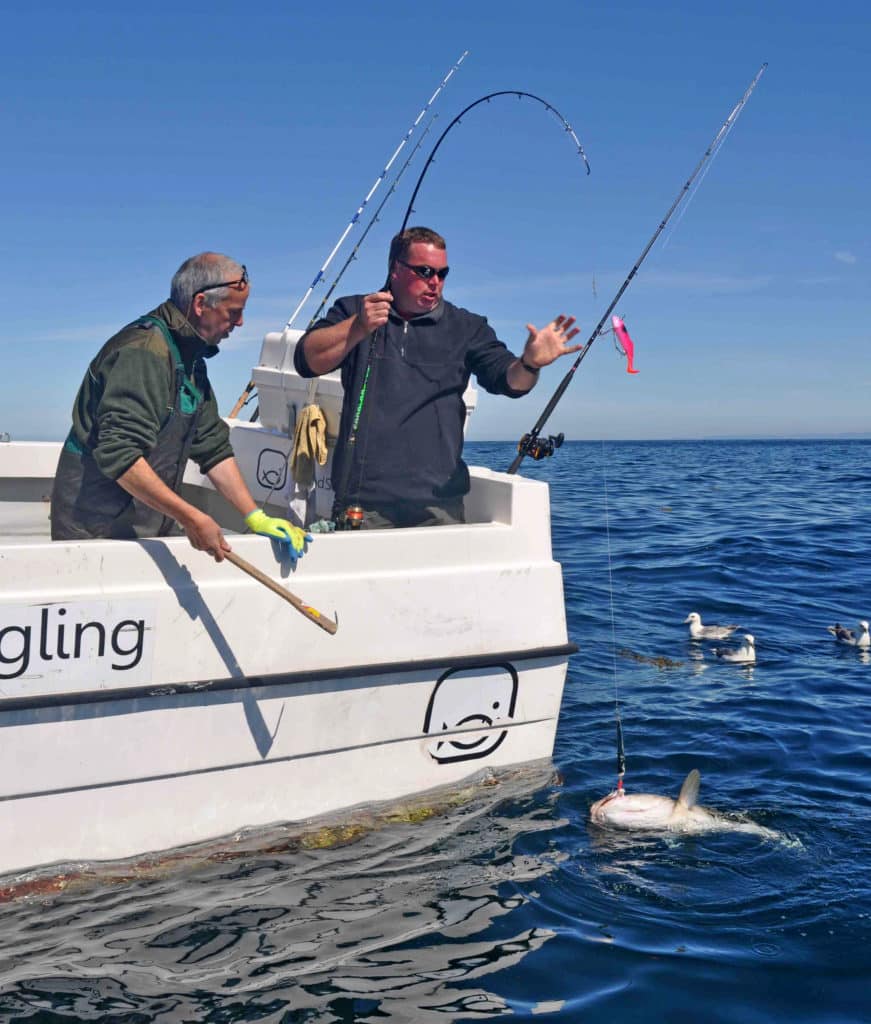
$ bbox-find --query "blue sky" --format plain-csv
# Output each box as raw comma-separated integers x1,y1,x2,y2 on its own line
2,1,868,441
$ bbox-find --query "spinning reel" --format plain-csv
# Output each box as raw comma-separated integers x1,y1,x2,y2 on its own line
517,432,565,461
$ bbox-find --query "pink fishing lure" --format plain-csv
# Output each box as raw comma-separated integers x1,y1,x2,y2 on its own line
612,315,639,374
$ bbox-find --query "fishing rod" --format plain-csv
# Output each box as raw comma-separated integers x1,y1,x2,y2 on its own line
228,49,468,419
398,90,590,234
256,119,435,524
242,118,441,429
507,63,767,474
306,114,438,330
331,91,591,529
286,50,468,331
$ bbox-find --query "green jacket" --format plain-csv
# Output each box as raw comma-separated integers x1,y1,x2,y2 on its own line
68,301,233,480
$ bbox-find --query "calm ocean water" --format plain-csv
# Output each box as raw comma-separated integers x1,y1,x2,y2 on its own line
2,439,869,1022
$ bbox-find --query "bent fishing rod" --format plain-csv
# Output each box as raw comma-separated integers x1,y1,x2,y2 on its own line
398,90,589,234
508,63,767,474
229,49,468,419
332,91,592,528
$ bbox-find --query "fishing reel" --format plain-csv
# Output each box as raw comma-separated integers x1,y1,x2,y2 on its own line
517,432,565,461
336,504,365,531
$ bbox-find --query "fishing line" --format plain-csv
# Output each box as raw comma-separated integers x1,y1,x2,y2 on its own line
508,63,767,475
660,114,735,252
601,440,626,787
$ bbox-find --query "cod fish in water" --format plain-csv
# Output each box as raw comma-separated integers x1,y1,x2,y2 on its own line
590,769,778,838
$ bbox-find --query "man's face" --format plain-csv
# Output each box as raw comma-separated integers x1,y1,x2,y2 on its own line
190,285,249,345
389,241,448,317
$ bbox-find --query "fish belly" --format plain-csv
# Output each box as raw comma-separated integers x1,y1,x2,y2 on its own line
590,794,678,829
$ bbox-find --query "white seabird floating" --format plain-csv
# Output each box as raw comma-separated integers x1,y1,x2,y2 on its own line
714,633,756,664
684,611,740,641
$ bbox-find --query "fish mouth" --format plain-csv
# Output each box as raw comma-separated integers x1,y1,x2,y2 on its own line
589,791,623,821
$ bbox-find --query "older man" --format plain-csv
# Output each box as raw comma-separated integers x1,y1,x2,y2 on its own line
51,252,308,562
295,226,581,529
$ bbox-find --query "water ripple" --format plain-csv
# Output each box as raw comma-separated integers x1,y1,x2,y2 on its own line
1,440,869,1021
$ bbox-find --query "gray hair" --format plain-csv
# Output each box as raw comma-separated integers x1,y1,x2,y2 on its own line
170,252,246,310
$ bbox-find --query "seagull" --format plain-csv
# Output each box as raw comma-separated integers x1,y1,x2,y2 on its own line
684,611,740,641
827,621,870,648
714,634,756,664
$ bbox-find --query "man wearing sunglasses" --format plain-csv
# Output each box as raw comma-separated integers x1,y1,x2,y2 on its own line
296,226,581,529
51,252,309,562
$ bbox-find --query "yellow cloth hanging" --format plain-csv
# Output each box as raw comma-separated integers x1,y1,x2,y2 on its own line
290,404,328,487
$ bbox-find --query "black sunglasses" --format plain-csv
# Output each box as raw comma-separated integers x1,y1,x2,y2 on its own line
396,259,450,281
197,265,249,294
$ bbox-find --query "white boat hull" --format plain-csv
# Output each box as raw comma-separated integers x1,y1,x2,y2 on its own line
0,439,573,876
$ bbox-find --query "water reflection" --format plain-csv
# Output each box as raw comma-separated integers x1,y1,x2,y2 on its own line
0,764,565,1020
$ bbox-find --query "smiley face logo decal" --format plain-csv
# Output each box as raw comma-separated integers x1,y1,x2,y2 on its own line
423,664,518,764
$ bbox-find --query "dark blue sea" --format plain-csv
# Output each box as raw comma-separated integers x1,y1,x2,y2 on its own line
2,439,869,1022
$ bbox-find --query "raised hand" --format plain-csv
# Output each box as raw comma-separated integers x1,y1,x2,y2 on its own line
521,314,582,369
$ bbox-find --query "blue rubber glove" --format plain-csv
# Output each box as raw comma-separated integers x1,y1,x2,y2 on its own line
245,510,312,563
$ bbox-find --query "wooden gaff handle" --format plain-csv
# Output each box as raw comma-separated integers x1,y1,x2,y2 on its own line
228,380,254,419
224,550,338,635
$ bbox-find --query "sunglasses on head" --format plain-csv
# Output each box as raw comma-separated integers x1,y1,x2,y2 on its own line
197,265,249,294
396,259,450,281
